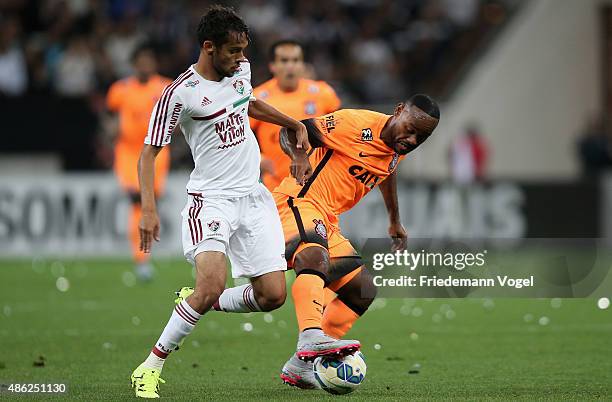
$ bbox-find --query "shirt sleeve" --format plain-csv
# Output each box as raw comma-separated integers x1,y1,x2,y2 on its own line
106,81,124,112
303,109,357,150
144,89,185,147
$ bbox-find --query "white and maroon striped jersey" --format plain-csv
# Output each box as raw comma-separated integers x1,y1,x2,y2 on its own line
145,60,260,198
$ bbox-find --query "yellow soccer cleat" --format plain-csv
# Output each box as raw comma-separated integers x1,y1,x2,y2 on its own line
174,287,194,304
131,364,166,399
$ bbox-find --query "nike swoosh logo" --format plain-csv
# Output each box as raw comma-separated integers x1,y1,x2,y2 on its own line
359,152,369,157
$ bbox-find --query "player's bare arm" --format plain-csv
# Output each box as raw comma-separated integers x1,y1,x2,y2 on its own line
378,171,407,251
137,144,163,253
248,98,310,149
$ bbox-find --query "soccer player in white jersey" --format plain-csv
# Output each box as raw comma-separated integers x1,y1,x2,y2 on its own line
130,6,359,398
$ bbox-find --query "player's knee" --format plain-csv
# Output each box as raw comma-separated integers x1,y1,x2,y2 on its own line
257,288,286,312
294,246,331,277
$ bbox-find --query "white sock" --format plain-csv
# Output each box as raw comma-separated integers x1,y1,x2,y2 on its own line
216,284,261,312
142,352,165,371
143,300,202,371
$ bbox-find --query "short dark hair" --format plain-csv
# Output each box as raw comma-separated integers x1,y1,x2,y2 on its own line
197,5,250,48
407,94,440,119
268,39,304,62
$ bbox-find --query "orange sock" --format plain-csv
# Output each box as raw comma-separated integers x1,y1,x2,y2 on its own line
129,204,148,264
322,298,360,339
323,287,336,308
292,274,325,332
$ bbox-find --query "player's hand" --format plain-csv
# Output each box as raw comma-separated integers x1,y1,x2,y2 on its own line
260,158,276,176
295,122,310,150
389,223,407,251
140,210,160,253
290,155,313,186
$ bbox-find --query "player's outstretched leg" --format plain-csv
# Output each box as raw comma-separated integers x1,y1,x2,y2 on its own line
291,246,360,362
322,267,376,339
280,266,373,389
130,250,226,398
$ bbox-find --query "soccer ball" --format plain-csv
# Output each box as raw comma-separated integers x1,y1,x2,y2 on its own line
313,352,367,394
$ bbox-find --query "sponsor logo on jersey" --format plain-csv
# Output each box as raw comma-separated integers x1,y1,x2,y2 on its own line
307,84,319,94
214,111,247,149
319,115,336,133
349,165,381,190
185,79,199,88
259,90,269,99
233,79,245,95
167,103,183,135
201,97,212,107
358,151,369,157
207,220,220,232
361,128,373,141
305,101,316,115
313,219,327,239
388,153,399,172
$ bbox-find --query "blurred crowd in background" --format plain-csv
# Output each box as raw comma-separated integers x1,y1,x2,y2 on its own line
0,0,513,99
1,0,512,171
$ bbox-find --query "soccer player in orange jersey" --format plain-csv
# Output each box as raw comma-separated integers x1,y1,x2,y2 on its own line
251,40,341,191
276,94,440,388
107,45,172,281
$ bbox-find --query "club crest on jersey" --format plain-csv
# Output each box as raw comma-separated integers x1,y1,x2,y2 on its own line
388,153,399,172
307,84,319,94
233,79,245,95
207,220,221,232
185,79,199,88
305,101,316,115
201,97,212,107
361,128,373,141
313,219,327,240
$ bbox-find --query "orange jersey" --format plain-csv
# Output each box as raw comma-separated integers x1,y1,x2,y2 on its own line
107,75,172,192
274,109,404,216
251,78,341,190
107,75,172,149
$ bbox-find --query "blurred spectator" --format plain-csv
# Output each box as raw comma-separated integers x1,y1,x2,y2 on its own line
104,15,146,78
0,15,28,96
450,124,489,183
53,35,96,96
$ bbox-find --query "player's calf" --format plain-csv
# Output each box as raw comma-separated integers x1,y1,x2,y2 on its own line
251,270,287,312
335,268,377,315
322,268,376,339
187,250,228,313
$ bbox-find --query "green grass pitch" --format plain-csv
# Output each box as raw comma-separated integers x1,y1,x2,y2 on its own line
0,259,611,401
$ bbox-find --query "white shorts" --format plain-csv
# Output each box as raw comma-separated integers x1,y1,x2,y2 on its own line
181,183,287,278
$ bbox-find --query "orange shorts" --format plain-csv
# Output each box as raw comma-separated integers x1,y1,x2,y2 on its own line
273,193,363,284
114,142,170,195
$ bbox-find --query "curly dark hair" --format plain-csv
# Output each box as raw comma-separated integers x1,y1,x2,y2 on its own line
197,5,250,48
